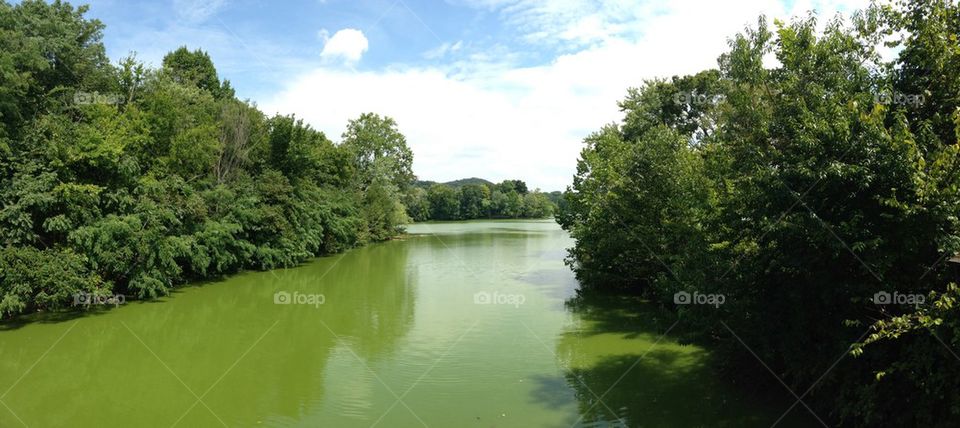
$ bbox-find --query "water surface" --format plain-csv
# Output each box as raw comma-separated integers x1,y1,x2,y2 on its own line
0,220,813,427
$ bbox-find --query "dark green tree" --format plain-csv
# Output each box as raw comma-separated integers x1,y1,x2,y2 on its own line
427,184,459,220
161,46,234,99
458,183,489,219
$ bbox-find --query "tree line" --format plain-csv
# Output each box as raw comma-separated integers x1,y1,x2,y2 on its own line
558,0,960,426
404,179,557,221
0,1,415,317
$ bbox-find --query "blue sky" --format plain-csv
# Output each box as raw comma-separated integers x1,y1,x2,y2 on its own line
85,0,577,102
79,0,870,191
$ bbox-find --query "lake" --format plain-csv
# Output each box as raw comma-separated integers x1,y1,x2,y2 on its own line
0,220,813,427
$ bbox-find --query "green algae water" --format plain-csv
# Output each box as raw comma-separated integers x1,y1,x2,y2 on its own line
0,220,814,427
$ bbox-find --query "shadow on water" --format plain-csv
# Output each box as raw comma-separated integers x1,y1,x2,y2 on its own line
564,292,676,339
0,290,198,331
0,250,348,332
0,310,93,331
0,256,298,332
531,291,820,428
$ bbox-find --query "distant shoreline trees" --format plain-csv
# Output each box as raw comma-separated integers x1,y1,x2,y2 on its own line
403,178,557,221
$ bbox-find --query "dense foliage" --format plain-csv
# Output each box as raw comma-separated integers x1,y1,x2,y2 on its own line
558,1,960,426
0,1,414,317
405,179,556,221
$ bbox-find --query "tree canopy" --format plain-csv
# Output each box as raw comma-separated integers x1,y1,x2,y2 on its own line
559,1,960,426
405,178,555,221
0,0,414,317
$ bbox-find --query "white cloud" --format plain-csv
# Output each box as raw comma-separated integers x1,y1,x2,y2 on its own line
265,0,873,191
320,28,369,64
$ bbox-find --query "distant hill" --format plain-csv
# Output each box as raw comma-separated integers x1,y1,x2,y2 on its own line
443,177,495,187
414,177,495,189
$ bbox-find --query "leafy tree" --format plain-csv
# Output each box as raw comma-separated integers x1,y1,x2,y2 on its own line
522,191,555,218
559,2,960,426
0,0,113,141
0,246,103,316
427,184,459,220
137,75,220,178
459,183,489,219
214,99,263,183
341,113,415,191
340,113,415,237
161,46,234,99
491,189,524,218
0,2,408,317
265,114,332,181
362,179,410,240
405,179,554,222
496,179,528,195
403,187,430,222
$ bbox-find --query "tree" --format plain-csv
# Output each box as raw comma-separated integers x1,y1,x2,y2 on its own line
459,183,489,219
496,179,528,195
341,113,415,238
490,189,524,218
341,113,415,191
427,184,459,220
522,191,554,218
138,74,220,178
361,179,410,241
403,187,430,222
558,3,960,425
0,0,113,147
161,46,233,99
214,99,262,183
265,114,331,180
0,246,102,317
0,1,403,317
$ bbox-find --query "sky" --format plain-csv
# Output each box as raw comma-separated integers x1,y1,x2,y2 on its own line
80,0,871,191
